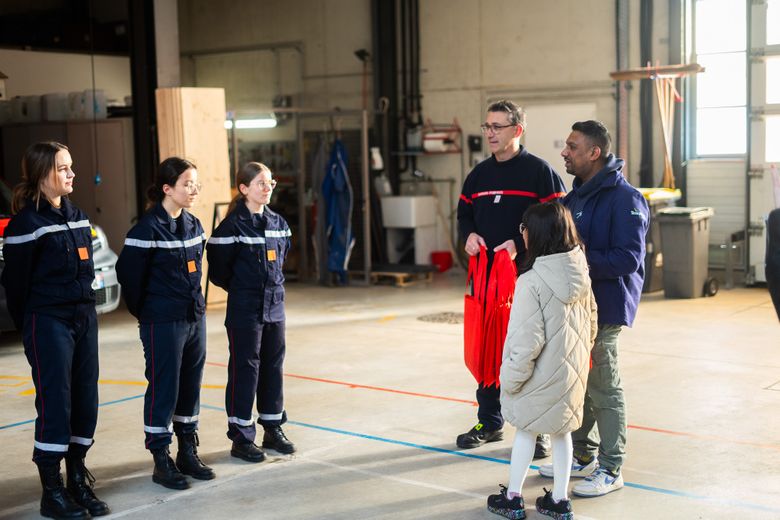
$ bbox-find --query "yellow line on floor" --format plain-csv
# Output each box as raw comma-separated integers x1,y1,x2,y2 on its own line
378,314,397,322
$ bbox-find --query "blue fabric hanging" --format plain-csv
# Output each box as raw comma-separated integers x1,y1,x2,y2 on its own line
322,139,355,284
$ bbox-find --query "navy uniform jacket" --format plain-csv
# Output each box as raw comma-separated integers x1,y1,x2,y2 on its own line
1,198,95,329
116,203,206,323
457,147,566,268
206,200,291,327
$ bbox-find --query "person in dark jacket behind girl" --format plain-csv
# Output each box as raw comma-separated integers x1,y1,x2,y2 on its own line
1,142,110,518
116,157,214,490
207,162,295,463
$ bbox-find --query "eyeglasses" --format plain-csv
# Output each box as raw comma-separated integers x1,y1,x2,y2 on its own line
480,123,516,134
254,179,277,189
181,182,202,193
519,223,527,234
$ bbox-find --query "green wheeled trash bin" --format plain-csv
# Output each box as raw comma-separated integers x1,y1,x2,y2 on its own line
657,207,717,298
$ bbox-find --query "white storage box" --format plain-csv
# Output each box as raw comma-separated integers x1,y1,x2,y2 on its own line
380,195,436,228
42,93,69,121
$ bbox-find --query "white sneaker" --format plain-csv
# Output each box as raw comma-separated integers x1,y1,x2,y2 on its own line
572,468,624,497
538,456,598,478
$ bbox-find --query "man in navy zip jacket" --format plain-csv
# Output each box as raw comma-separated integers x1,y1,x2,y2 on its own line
542,120,648,497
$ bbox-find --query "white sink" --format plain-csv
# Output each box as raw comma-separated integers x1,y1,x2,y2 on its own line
380,195,436,228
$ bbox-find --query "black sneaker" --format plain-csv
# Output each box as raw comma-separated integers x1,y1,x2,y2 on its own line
262,426,296,454
456,423,503,449
535,488,573,520
487,485,525,519
230,441,266,463
534,434,552,459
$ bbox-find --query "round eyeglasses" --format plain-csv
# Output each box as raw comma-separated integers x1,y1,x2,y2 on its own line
182,182,202,193
254,180,277,189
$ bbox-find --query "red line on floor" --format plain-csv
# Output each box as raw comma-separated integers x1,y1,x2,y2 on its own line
204,361,780,450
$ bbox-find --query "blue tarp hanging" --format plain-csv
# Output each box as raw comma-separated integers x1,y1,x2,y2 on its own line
322,138,355,284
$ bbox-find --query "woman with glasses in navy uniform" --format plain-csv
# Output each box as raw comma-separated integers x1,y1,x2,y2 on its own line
1,142,110,519
207,162,295,463
116,157,214,490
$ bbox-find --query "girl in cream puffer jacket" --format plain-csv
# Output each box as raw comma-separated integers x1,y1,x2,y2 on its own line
487,202,596,520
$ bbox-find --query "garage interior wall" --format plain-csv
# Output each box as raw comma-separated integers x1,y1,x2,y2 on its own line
176,0,672,254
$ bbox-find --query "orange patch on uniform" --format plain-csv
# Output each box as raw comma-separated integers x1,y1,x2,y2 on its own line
267,249,277,261
187,260,197,273
78,247,89,260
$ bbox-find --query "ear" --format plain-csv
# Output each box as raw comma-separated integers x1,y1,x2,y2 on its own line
589,145,603,162
238,183,249,196
515,124,525,139
162,184,174,197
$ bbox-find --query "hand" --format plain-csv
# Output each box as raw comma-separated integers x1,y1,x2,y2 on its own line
465,232,486,256
493,239,517,260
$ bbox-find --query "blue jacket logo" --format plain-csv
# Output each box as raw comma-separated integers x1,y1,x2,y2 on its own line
575,211,583,220
630,208,646,219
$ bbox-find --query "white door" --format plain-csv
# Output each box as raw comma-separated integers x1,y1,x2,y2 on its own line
748,0,780,283
523,103,597,192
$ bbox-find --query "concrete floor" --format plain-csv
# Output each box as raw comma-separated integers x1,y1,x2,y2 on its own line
1,269,779,519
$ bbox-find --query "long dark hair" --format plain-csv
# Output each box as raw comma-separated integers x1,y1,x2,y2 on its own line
521,202,583,273
146,156,196,209
226,162,271,215
12,141,69,214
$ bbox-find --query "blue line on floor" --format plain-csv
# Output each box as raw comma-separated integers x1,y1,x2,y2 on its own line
0,394,144,431
281,417,777,514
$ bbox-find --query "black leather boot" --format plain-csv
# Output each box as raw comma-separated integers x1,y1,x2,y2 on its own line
150,448,190,490
65,456,110,517
37,462,90,519
262,425,296,454
175,432,215,480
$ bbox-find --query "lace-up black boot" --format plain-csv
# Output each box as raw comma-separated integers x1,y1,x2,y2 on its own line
175,433,215,480
262,425,296,454
65,456,110,516
37,462,90,519
150,448,190,490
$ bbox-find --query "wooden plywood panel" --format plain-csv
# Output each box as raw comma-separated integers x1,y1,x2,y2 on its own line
156,87,231,304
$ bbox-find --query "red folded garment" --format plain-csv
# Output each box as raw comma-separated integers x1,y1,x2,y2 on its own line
464,248,516,386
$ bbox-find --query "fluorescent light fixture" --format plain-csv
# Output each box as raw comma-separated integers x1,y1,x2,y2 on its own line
224,117,277,130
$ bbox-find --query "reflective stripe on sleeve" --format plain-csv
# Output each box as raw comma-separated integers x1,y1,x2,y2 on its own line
4,219,92,245
207,236,266,245
227,416,255,426
125,234,206,249
265,229,291,238
69,436,93,446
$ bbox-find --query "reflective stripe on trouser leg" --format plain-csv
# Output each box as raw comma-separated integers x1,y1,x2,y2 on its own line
256,321,286,427
572,324,626,472
172,316,206,436
23,312,98,465
225,327,261,443
141,321,185,450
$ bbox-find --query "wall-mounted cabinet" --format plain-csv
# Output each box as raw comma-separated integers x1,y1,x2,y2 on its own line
1,117,137,252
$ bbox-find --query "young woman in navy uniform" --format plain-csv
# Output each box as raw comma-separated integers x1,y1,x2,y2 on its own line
207,162,295,462
116,157,215,489
1,142,109,518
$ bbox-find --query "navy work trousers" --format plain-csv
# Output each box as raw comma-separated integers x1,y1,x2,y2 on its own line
140,317,206,450
476,382,503,431
225,322,286,444
23,308,99,466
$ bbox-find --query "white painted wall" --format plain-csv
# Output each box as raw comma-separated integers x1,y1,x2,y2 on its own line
686,159,746,246
0,49,131,105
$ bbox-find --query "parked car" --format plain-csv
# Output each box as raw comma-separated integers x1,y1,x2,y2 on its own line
0,182,121,331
